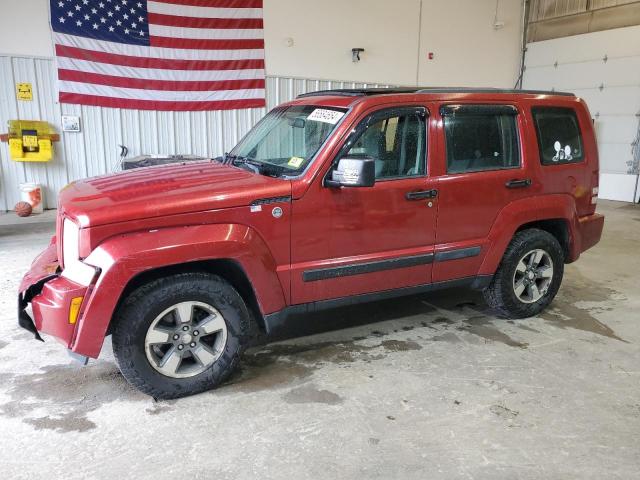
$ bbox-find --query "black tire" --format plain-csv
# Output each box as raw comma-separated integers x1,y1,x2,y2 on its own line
483,228,564,319
112,272,251,399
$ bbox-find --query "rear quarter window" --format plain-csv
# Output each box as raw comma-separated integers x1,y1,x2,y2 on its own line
532,107,584,165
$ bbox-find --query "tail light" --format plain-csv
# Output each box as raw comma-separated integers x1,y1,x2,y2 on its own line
589,170,599,210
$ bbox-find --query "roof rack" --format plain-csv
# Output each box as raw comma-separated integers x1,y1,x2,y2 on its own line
297,87,575,98
297,88,421,98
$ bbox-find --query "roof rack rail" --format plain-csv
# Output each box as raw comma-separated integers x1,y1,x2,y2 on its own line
415,87,574,96
297,88,418,98
297,87,574,99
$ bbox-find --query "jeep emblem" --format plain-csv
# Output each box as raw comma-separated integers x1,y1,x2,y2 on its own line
272,207,283,218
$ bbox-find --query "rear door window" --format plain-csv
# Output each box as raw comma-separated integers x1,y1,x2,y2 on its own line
441,105,520,174
532,107,584,165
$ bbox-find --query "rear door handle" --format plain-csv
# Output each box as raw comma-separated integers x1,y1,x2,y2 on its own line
505,179,532,189
406,189,438,200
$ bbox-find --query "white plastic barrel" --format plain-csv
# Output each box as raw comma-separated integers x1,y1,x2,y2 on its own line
19,182,44,214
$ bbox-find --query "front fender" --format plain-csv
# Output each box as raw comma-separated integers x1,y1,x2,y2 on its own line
71,223,286,358
478,194,580,275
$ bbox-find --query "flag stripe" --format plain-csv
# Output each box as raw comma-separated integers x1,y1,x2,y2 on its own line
148,24,264,39
147,1,263,18
54,33,265,60
147,13,263,29
57,57,264,81
153,0,263,7
59,92,266,111
148,13,264,29
58,81,265,101
150,36,264,50
55,45,265,71
59,69,265,91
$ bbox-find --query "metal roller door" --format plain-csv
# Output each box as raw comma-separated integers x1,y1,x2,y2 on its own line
523,25,640,202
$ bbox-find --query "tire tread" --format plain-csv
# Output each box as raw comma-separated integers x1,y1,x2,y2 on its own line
112,272,250,399
483,228,564,319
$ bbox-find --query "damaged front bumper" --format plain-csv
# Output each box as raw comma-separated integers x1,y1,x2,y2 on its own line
18,241,90,353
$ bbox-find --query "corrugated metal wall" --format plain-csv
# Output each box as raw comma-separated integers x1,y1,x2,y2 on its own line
0,55,390,211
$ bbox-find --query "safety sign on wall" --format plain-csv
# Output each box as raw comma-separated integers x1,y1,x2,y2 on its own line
16,83,33,101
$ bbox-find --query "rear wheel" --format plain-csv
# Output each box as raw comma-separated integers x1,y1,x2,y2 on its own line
483,228,564,318
112,272,250,399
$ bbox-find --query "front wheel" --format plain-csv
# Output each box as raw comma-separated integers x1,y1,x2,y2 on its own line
112,272,251,399
483,228,564,318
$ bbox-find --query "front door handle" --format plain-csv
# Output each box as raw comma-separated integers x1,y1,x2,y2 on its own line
505,179,532,189
406,189,438,200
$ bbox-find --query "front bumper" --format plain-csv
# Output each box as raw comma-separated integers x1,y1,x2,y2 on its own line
18,242,89,348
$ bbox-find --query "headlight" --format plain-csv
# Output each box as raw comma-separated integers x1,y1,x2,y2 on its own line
61,218,97,286
62,218,80,266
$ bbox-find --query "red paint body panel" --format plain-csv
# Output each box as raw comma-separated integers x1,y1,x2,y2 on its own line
19,240,86,348
477,194,584,275
33,277,87,348
578,213,605,253
74,221,289,357
431,103,534,282
59,161,290,229
19,90,605,358
290,100,438,304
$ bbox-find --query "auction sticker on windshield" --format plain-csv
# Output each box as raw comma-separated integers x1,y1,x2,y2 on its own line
307,109,345,125
288,156,305,168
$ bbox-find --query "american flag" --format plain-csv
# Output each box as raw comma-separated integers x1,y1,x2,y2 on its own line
49,0,266,111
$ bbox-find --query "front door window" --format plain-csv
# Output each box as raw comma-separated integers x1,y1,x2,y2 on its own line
343,110,426,179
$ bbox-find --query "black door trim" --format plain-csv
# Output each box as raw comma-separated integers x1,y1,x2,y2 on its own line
434,246,481,262
303,253,434,282
302,245,482,283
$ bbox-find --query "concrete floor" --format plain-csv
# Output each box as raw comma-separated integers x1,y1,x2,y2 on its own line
0,200,638,479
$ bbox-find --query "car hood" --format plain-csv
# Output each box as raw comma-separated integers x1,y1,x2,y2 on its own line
59,161,292,227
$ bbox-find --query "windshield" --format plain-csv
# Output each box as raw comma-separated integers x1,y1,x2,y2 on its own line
229,105,347,175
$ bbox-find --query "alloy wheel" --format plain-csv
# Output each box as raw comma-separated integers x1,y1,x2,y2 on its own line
512,249,554,304
144,301,228,378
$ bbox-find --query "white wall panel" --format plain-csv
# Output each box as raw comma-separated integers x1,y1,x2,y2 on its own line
174,112,191,157
60,103,88,182
156,111,176,157
0,57,27,211
13,57,53,207
523,25,640,202
100,107,123,173
595,116,639,143
82,106,107,178
598,143,636,173
525,22,640,65
0,55,390,211
34,57,68,209
599,172,639,201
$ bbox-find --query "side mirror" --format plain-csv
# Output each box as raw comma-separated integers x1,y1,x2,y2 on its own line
325,156,376,188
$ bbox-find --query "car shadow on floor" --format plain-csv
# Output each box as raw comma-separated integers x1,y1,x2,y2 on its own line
253,287,487,347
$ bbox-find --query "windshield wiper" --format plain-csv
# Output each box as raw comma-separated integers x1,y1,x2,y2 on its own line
226,154,286,177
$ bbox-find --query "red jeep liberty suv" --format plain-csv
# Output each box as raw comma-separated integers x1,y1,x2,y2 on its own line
19,88,604,398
